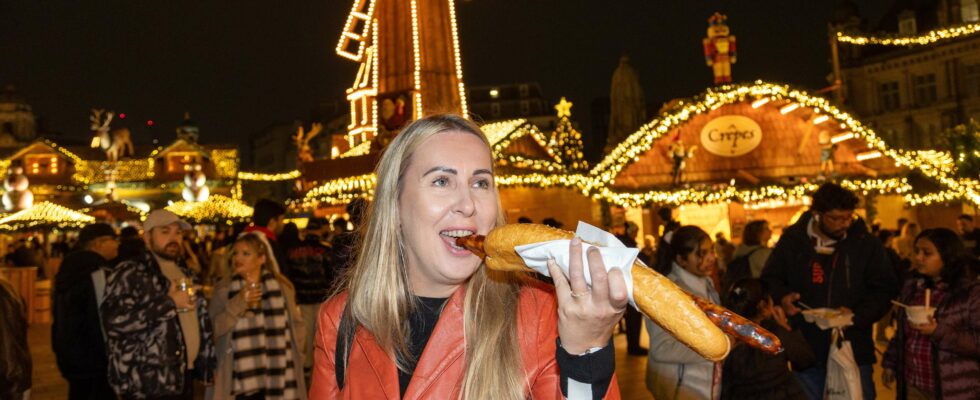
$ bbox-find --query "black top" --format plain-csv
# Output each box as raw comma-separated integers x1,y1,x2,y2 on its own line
721,319,815,399
396,296,616,400
398,296,448,397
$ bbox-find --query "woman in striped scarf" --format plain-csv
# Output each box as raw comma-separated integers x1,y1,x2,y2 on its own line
208,232,307,400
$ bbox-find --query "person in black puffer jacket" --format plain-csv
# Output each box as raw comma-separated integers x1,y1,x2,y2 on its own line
761,183,898,400
53,223,119,399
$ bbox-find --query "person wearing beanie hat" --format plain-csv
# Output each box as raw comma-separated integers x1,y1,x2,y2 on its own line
101,209,217,399
53,223,119,399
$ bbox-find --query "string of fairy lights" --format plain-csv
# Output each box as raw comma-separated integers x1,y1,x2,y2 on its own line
165,194,254,224
300,81,980,209
836,23,980,46
0,201,95,231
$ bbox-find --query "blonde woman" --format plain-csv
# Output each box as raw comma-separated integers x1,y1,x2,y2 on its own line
310,114,627,399
209,233,307,400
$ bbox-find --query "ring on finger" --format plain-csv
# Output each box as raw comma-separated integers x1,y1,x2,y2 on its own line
570,290,590,298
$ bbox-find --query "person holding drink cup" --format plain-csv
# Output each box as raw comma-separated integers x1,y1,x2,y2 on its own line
102,209,217,399
882,228,980,400
208,232,306,400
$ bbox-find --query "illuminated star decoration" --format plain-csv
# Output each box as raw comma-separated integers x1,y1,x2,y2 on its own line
555,97,573,118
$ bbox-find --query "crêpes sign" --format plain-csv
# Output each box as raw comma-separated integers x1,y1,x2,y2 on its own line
699,115,762,157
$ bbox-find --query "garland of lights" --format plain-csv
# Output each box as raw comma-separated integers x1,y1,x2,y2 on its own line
0,201,95,231
165,194,254,224
237,170,302,181
836,23,980,46
80,201,148,221
302,81,980,208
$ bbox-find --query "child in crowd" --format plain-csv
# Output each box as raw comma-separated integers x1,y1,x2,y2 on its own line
883,228,980,400
721,278,815,400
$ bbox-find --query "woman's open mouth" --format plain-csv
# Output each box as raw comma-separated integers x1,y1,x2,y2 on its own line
440,229,475,255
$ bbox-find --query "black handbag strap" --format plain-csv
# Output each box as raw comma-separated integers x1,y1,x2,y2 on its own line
335,300,355,389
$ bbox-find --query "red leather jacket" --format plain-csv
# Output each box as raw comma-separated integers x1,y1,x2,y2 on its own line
309,281,621,399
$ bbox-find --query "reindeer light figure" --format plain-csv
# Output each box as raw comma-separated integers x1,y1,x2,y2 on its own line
293,122,322,163
89,109,135,162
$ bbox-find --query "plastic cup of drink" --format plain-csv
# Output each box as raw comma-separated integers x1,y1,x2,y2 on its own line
247,281,262,311
176,277,194,313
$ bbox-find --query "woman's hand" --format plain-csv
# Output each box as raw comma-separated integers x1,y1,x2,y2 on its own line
911,317,938,335
547,237,630,355
882,368,895,389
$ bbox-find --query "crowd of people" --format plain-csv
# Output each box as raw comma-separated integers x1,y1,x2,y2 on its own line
641,183,980,400
0,114,978,400
0,197,364,400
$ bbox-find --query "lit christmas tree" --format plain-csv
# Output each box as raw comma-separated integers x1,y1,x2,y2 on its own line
550,97,587,171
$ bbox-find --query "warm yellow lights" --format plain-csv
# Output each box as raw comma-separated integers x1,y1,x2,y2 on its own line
302,81,980,208
836,23,980,46
831,132,855,144
339,140,371,159
779,103,800,114
335,0,377,61
856,151,883,161
813,115,830,125
445,0,468,117
237,170,302,182
0,201,95,231
751,98,770,108
165,194,254,223
555,97,574,118
410,0,424,118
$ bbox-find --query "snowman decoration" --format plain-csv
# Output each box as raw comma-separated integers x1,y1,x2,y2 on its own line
2,164,34,211
182,163,210,202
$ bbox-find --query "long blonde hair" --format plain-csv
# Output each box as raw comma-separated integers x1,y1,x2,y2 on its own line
342,114,526,399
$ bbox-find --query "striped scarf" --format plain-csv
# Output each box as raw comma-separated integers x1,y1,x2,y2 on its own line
228,272,298,399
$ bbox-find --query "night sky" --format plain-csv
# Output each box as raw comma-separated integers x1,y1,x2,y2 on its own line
0,1,894,154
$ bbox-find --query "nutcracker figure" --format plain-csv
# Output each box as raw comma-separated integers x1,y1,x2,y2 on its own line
703,12,737,85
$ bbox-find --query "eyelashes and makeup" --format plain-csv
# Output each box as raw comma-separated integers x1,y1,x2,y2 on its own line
430,174,493,190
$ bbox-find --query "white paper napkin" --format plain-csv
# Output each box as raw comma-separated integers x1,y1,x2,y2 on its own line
515,221,641,308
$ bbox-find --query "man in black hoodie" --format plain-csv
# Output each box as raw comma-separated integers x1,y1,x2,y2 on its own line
52,223,119,399
761,183,898,400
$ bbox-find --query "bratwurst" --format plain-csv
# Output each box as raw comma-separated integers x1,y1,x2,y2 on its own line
456,223,782,360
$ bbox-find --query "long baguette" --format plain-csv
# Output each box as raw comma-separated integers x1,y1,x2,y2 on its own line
472,223,731,361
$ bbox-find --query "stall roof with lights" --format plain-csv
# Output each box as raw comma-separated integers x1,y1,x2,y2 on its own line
0,201,95,231
165,194,254,224
302,81,980,209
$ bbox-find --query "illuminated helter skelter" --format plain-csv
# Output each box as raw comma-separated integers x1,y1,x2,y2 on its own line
333,0,467,156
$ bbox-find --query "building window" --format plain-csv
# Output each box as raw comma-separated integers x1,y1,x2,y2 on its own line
878,81,901,111
167,153,202,173
2,122,13,135
965,64,980,97
913,73,937,105
25,155,59,176
519,84,529,98
520,100,530,116
899,11,917,35
964,0,980,22
490,102,501,117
